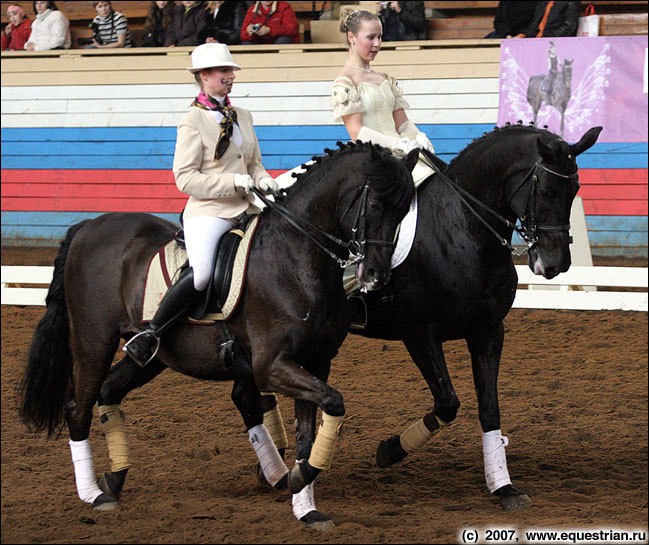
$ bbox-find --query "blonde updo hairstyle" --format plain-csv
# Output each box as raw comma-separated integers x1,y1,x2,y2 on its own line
339,9,380,47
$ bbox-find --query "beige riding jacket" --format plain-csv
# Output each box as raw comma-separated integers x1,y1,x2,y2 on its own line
173,106,270,219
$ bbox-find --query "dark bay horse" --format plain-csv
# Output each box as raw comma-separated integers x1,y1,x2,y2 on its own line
19,142,417,514
527,59,574,137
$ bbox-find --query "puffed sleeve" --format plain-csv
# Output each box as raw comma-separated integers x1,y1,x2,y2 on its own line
388,76,410,111
330,81,364,123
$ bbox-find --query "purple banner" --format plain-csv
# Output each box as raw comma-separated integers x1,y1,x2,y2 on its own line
498,36,648,143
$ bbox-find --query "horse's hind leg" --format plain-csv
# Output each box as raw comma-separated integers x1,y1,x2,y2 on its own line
467,323,532,511
376,324,459,468
95,355,167,498
231,379,289,490
65,332,121,510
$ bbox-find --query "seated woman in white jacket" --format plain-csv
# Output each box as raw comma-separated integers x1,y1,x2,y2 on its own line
330,9,435,187
25,0,71,51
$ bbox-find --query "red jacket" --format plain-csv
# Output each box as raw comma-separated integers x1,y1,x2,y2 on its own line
1,18,32,51
240,1,299,44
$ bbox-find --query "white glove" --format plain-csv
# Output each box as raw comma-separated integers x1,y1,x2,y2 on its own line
258,177,279,195
415,132,435,153
233,173,255,195
357,126,420,157
399,120,435,153
392,137,422,157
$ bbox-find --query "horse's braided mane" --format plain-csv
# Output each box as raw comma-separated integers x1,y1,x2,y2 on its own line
447,121,561,170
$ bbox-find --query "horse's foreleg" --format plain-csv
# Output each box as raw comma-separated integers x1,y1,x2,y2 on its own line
231,380,288,490
291,399,334,530
254,355,344,495
376,326,459,468
467,323,532,511
96,355,167,498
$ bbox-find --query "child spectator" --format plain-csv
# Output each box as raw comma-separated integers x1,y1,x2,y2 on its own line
165,1,211,47
378,1,426,41
515,1,581,38
24,0,70,51
485,1,537,39
142,1,176,47
2,4,32,51
205,1,250,45
87,1,133,48
240,1,299,45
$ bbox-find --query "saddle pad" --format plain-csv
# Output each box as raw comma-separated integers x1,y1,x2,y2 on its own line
142,215,260,323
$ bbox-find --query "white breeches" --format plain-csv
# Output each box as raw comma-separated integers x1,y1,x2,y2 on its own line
183,216,234,291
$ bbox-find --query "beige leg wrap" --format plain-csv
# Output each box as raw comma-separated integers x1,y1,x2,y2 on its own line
399,416,444,454
98,404,131,472
308,413,344,470
263,404,289,450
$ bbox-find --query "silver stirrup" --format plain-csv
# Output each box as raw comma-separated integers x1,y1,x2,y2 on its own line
122,330,161,367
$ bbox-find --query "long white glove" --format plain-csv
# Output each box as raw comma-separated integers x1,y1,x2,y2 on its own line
398,120,435,153
233,173,255,195
357,125,420,157
258,176,279,195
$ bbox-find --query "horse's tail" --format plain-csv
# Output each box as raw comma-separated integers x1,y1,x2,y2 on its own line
18,220,91,437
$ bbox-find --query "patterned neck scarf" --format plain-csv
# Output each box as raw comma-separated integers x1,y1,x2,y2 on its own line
192,90,238,160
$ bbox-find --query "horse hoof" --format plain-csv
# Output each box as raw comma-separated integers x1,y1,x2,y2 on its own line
501,493,533,511
273,474,288,491
97,469,128,498
256,463,271,488
288,463,308,495
376,435,408,468
495,484,533,511
300,510,335,532
92,493,118,511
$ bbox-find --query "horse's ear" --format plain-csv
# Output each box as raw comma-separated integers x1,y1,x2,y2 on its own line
570,126,602,156
537,137,557,161
404,148,419,172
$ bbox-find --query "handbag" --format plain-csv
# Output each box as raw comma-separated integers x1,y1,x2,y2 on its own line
577,4,600,37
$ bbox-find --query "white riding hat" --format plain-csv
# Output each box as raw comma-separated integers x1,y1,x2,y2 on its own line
187,43,241,73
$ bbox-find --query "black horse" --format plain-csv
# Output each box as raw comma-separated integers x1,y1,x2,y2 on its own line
65,125,601,525
527,59,574,137
19,142,417,514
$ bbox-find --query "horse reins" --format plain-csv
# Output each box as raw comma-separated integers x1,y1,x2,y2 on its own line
251,185,394,269
419,152,577,256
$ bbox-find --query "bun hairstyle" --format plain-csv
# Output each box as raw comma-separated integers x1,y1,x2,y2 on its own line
339,9,380,45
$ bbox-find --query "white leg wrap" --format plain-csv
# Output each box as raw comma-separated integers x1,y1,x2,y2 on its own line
69,439,104,503
248,424,288,487
482,429,512,493
292,483,316,521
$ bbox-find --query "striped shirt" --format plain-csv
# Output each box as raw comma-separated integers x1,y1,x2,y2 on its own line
92,10,132,47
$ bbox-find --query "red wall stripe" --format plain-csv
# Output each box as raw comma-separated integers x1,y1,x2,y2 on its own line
2,169,647,216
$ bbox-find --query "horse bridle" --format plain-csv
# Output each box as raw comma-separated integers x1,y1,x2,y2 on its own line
251,184,395,269
419,153,578,256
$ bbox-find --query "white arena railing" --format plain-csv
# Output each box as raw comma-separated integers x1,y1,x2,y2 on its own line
1,265,647,312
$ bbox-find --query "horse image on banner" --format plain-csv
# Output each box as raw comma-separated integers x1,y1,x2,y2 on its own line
500,40,610,138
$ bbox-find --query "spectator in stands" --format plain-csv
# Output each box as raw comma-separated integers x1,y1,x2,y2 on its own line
377,1,426,41
124,43,277,366
142,1,176,47
2,4,32,51
514,1,580,38
205,1,250,45
87,1,133,48
165,0,211,47
485,1,537,39
24,1,70,51
240,1,299,45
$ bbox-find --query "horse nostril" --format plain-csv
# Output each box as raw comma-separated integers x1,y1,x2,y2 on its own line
366,268,376,280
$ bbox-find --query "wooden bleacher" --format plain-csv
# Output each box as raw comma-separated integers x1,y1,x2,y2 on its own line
1,0,647,46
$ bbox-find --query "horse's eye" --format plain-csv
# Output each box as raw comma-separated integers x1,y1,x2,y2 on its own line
539,189,554,199
369,201,381,211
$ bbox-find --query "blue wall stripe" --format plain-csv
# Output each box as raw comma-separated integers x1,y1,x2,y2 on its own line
2,153,644,170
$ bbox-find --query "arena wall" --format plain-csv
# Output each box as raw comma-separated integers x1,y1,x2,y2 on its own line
1,42,647,256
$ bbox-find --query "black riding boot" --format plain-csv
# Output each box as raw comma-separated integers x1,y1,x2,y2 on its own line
124,267,201,366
